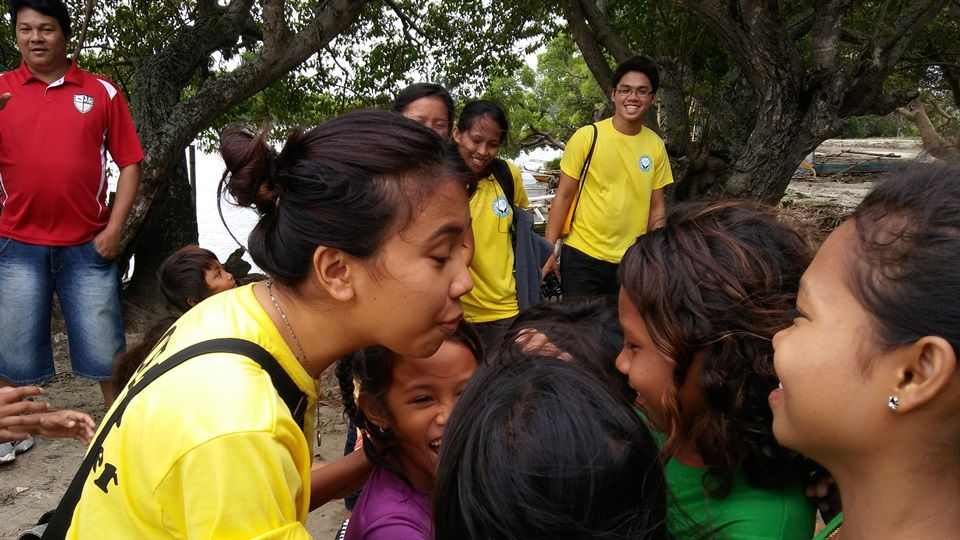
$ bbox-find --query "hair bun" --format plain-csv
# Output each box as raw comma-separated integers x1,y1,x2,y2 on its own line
219,124,279,214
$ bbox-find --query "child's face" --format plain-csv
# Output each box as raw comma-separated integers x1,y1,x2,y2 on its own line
350,180,472,359
203,260,235,295
771,221,889,459
615,289,677,431
382,340,476,491
616,288,705,434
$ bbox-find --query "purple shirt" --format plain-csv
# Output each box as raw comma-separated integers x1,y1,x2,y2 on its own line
344,461,432,540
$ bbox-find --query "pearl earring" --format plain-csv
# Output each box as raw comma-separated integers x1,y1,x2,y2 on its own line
887,396,900,410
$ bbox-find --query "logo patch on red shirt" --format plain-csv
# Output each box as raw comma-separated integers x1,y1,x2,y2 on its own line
73,94,94,114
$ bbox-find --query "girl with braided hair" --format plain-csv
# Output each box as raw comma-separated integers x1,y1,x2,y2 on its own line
335,322,481,539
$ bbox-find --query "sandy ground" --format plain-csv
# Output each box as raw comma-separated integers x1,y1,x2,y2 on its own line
0,319,348,538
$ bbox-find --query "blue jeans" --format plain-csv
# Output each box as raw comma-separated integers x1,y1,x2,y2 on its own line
0,237,125,384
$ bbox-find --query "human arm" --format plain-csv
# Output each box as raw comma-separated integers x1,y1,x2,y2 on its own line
1,386,49,442
93,162,140,260
0,92,11,111
647,188,666,231
309,448,373,511
30,410,97,445
543,172,579,245
0,385,93,443
541,172,579,277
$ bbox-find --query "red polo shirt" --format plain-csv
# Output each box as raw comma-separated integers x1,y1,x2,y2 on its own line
0,61,144,246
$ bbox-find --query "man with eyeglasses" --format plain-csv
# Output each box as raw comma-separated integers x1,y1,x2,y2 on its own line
543,56,673,297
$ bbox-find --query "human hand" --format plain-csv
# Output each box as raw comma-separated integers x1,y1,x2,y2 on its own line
541,253,558,278
92,228,121,260
34,409,97,445
514,328,572,361
0,93,11,111
1,386,50,443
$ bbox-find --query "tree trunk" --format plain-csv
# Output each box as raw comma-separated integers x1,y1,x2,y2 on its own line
125,157,197,310
562,0,948,204
116,0,368,306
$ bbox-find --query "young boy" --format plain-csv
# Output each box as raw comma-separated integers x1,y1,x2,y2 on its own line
543,56,674,296
157,245,236,313
111,246,236,395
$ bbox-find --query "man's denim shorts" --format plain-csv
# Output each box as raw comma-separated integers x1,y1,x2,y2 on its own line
0,237,125,384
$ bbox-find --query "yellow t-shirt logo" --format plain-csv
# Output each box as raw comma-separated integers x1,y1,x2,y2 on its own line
492,196,511,217
639,155,653,172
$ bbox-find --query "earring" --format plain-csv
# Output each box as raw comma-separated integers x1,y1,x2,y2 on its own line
887,396,900,410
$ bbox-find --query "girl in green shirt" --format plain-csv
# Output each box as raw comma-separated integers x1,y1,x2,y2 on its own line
616,201,818,539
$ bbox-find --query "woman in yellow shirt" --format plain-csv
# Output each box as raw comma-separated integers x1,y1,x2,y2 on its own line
62,111,475,538
453,100,530,350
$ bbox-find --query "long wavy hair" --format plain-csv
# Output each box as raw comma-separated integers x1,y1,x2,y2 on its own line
618,200,812,497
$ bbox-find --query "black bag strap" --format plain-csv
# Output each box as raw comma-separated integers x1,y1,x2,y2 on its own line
41,338,307,539
568,123,598,229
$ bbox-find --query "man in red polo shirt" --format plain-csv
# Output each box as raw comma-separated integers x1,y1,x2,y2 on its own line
0,0,143,462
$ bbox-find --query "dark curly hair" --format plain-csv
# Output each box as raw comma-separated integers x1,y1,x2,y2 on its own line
157,245,222,313
335,321,482,480
618,200,812,497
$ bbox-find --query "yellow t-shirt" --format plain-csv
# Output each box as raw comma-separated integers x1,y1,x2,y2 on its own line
68,284,318,539
462,161,530,323
560,118,674,263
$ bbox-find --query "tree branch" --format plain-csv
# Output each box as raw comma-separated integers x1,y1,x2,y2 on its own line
809,0,856,74
940,62,960,108
680,0,798,90
875,0,949,67
383,0,424,46
560,0,615,93
262,0,289,51
786,7,815,42
195,0,222,16
517,127,566,151
577,0,633,63
927,94,957,121
71,0,96,60
123,0,370,251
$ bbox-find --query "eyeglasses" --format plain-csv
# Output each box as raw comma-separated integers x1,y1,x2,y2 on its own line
615,87,654,97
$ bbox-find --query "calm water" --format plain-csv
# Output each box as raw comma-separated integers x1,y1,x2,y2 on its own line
195,151,260,270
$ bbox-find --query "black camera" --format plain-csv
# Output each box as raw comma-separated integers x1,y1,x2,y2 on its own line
540,272,562,300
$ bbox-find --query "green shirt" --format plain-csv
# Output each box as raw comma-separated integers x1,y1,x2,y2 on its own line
664,453,816,539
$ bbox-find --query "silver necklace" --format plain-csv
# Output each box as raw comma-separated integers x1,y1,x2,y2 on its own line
265,279,307,362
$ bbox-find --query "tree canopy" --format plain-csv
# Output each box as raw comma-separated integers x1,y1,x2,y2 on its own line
2,0,958,304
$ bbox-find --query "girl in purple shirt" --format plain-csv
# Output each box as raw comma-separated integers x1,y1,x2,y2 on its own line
336,323,480,539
